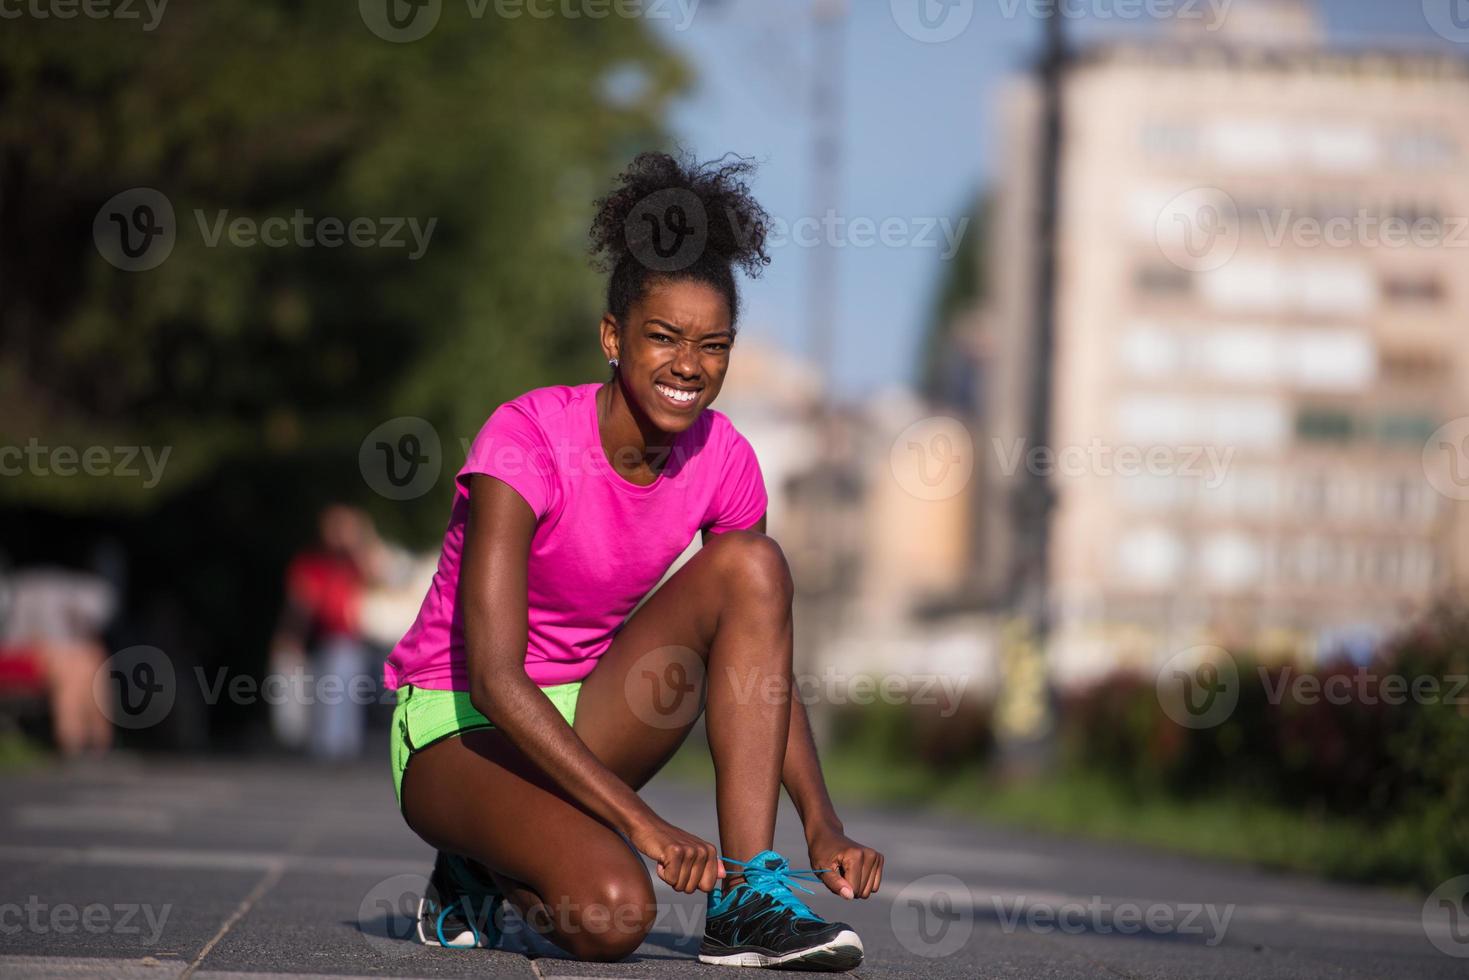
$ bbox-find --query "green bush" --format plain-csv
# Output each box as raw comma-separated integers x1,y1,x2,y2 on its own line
826,689,994,773
1057,605,1469,887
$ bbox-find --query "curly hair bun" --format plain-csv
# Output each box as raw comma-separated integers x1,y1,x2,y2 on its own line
589,151,772,298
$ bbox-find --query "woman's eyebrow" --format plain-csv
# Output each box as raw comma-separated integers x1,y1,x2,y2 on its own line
644,318,732,340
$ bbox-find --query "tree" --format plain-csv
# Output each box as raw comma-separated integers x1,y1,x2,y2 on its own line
0,4,689,743
1,3,686,522
916,192,987,407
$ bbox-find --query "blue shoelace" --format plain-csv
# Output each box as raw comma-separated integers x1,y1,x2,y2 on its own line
719,852,829,921
434,898,480,949
433,855,500,950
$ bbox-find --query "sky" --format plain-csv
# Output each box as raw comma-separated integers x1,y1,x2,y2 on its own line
652,0,1463,399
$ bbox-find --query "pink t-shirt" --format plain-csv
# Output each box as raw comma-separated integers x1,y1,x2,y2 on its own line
383,382,767,691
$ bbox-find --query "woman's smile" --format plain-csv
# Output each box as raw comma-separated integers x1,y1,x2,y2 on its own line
653,381,702,409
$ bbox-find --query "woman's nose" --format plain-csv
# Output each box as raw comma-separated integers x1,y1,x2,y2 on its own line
670,343,701,377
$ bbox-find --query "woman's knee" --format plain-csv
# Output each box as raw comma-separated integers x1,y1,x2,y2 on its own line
704,530,793,608
549,865,657,962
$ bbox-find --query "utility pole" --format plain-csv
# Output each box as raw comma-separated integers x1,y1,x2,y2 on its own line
807,0,846,642
808,0,843,395
1000,7,1066,769
798,0,846,749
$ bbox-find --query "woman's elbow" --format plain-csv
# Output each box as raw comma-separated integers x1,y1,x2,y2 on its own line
467,681,501,723
467,667,529,727
467,667,508,719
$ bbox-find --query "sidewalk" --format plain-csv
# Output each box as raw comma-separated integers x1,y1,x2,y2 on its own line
0,751,1460,978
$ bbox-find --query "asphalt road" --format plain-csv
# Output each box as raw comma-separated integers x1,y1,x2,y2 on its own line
0,745,1464,979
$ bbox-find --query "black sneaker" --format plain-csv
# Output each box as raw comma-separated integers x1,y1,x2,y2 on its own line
698,850,864,970
416,851,503,948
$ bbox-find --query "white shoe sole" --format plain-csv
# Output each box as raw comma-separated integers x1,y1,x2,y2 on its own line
697,929,864,970
415,895,486,948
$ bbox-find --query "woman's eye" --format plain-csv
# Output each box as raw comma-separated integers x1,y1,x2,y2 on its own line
651,333,674,344
704,344,729,354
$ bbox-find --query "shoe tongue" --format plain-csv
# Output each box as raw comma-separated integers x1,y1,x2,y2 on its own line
750,849,786,871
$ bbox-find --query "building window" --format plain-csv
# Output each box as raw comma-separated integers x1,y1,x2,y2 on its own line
1199,532,1262,591
1299,261,1378,315
1307,124,1380,173
1135,265,1192,296
1296,408,1355,441
1380,348,1445,381
1386,203,1443,226
1141,121,1198,158
1389,128,1457,169
1372,414,1437,445
1118,395,1288,450
1206,119,1291,170
1118,472,1193,513
1199,328,1277,383
1117,526,1185,585
1383,275,1444,304
1298,536,1333,586
1289,329,1376,391
1381,480,1409,522
1198,469,1278,517
1374,546,1402,588
1119,324,1182,378
1200,259,1377,315
1293,474,1328,514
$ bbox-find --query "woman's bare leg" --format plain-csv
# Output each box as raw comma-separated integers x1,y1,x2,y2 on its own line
400,730,656,961
573,530,795,870
44,641,114,756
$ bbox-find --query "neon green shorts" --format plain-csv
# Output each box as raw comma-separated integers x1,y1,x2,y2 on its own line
389,681,583,810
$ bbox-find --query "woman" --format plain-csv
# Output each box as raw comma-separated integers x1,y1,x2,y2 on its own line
385,151,882,970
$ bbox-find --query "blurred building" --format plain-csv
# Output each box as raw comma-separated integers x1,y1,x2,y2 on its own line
971,0,1469,682
717,339,995,699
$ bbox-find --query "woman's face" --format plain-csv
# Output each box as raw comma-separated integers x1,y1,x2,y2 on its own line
602,278,733,434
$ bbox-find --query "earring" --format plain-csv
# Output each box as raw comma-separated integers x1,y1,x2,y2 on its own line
608,357,619,368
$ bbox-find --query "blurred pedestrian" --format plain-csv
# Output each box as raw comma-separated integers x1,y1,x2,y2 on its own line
0,566,116,755
270,504,383,760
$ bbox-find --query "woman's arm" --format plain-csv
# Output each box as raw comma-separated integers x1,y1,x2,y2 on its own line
461,474,722,894
779,693,840,837
782,690,884,899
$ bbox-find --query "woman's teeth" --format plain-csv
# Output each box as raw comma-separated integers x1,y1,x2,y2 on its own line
656,383,698,405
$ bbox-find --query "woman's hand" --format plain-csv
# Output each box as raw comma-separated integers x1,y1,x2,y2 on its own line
629,813,725,894
807,824,884,900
